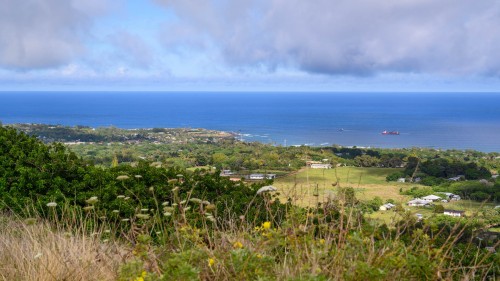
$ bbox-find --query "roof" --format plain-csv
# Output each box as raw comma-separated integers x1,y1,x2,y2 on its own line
440,192,454,196
444,209,465,213
422,195,441,200
380,203,395,208
407,199,430,205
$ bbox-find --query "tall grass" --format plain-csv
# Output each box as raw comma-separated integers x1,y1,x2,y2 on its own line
0,185,498,281
0,210,128,280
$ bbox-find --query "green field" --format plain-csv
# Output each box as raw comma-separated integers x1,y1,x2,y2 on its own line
274,166,409,206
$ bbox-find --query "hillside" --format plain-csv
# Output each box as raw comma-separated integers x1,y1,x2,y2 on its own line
0,125,499,280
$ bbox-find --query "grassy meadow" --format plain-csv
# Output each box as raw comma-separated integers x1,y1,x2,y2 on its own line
274,166,499,227
274,167,408,206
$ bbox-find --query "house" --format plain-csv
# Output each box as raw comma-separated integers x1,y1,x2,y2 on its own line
448,175,465,181
379,203,396,211
422,195,442,202
249,174,276,180
443,209,465,217
266,174,276,179
249,174,265,180
397,178,406,183
310,163,332,169
439,192,461,201
407,199,431,207
221,170,234,176
479,179,490,185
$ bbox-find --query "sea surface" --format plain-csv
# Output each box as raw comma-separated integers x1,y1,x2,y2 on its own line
1,91,500,152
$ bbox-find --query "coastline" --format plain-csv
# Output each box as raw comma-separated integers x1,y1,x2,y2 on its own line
4,122,500,154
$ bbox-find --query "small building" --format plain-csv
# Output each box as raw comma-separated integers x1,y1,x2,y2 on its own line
443,209,465,217
397,178,406,183
407,199,431,207
448,175,465,181
310,163,332,169
249,174,276,180
379,203,396,211
479,179,490,185
221,170,234,176
266,174,276,179
422,195,442,202
249,174,265,180
439,192,461,201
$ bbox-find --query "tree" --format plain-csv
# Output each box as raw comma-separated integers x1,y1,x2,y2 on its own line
211,153,228,168
434,204,445,214
354,155,380,167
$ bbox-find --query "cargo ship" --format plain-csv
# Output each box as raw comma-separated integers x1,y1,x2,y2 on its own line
381,130,400,135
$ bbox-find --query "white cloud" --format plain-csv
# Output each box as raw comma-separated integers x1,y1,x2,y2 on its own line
155,0,500,76
0,0,112,70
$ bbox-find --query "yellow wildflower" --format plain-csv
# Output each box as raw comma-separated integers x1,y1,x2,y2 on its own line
233,241,243,249
319,239,325,245
262,221,271,229
133,271,147,281
208,258,215,267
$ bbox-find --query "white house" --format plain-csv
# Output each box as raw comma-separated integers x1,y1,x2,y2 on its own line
310,163,332,169
439,192,461,201
379,203,396,211
249,174,264,180
448,175,465,181
407,199,431,207
249,174,276,180
443,209,465,217
397,178,406,183
422,195,442,202
221,170,234,176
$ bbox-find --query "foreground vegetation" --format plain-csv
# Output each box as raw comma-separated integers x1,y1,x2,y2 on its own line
1,124,499,280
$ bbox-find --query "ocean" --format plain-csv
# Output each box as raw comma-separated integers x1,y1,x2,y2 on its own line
1,91,500,152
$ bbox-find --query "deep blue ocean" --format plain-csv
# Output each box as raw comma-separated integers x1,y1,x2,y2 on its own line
1,92,500,152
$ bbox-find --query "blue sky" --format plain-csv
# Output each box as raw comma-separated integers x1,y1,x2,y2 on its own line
1,0,500,92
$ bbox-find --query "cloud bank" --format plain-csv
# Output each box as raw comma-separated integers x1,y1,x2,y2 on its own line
156,0,500,76
0,0,110,70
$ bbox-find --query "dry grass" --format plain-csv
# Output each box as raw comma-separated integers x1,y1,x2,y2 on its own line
0,214,128,281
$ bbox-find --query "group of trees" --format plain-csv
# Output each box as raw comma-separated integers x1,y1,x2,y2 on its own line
404,156,492,180
0,126,282,222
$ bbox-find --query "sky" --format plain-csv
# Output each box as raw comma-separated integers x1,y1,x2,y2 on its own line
1,0,500,92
